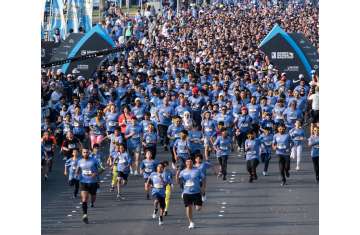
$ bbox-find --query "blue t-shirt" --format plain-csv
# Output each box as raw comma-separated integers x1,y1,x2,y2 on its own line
167,124,185,147
245,139,261,160
237,115,252,133
213,136,232,157
175,105,191,118
308,135,319,158
247,103,261,123
289,127,306,146
140,159,159,179
109,134,123,153
259,133,273,155
158,104,174,126
132,105,146,120
105,111,119,132
179,168,204,194
116,152,132,173
65,158,80,180
201,119,217,137
125,123,143,147
143,132,157,147
273,133,293,156
149,172,169,197
89,117,106,135
77,158,98,183
173,139,190,159
189,130,204,152
284,108,302,129
194,161,212,178
188,96,205,112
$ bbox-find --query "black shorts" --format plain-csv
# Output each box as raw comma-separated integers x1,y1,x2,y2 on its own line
117,171,129,181
154,194,166,209
183,193,202,207
80,182,98,195
311,110,319,123
69,178,79,186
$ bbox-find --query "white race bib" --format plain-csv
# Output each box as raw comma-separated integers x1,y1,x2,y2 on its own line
145,167,152,173
277,143,286,150
68,144,76,149
74,122,79,127
109,121,117,127
184,180,194,187
82,170,92,176
118,158,126,164
205,127,212,132
220,146,228,151
154,183,164,189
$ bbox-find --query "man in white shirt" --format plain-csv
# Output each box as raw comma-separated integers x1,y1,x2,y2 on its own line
308,86,319,132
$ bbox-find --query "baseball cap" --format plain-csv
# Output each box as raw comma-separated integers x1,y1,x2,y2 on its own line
192,87,199,94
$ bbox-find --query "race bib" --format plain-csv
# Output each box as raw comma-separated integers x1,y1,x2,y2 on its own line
277,143,286,150
68,144,76,149
205,127,212,132
294,136,303,141
145,136,152,143
241,123,248,127
313,145,319,148
247,151,256,155
184,180,194,187
145,167,152,173
174,133,180,138
82,170,92,176
74,122,79,127
118,158,126,164
109,121,117,127
72,166,76,170
220,146,228,151
265,141,272,146
154,183,164,189
44,146,52,151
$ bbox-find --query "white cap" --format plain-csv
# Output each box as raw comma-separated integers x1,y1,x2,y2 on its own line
56,69,62,75
299,74,304,79
135,97,141,102
77,76,85,81
72,68,80,74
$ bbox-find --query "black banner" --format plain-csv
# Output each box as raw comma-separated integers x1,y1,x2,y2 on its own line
260,34,311,81
289,33,319,74
62,33,115,79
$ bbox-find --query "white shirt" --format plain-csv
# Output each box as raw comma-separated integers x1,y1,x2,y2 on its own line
308,93,319,110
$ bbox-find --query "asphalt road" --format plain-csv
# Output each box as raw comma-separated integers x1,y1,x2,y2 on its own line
42,141,319,235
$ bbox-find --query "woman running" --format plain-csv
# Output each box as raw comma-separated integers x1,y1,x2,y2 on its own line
140,150,159,200
259,127,273,176
125,116,143,175
308,126,319,183
115,143,132,199
272,123,293,186
245,130,261,183
213,128,232,181
64,149,80,198
289,120,306,171
201,110,217,161
142,123,157,159
89,110,106,149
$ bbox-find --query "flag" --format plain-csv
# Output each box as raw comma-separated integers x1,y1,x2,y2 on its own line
50,0,67,40
66,0,79,33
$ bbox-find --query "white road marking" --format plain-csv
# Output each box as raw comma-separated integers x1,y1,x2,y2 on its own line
221,206,226,209
72,210,76,213
231,175,236,177
221,202,227,205
220,210,225,213
67,214,72,217
232,171,236,174
100,180,104,183
218,214,224,217
229,181,234,183
230,177,235,180
76,206,80,209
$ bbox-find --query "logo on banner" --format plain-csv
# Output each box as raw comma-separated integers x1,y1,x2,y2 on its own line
271,52,294,59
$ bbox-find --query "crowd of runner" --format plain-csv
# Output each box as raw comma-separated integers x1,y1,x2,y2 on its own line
41,0,319,229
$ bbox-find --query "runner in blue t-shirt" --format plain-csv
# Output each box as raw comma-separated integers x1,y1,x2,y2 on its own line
76,148,99,224
64,149,80,198
140,151,159,200
272,123,293,186
177,158,205,229
146,163,169,226
245,130,261,183
308,126,319,183
213,128,232,181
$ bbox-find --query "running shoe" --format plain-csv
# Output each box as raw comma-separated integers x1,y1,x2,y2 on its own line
90,202,94,208
262,171,268,176
281,181,286,186
130,169,134,175
202,195,207,202
158,217,164,226
146,193,150,200
296,166,300,171
110,186,115,192
152,211,157,219
82,214,89,224
117,193,125,200
222,175,226,181
188,222,195,229
254,174,258,180
164,211,168,216
134,170,139,176
285,171,290,178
